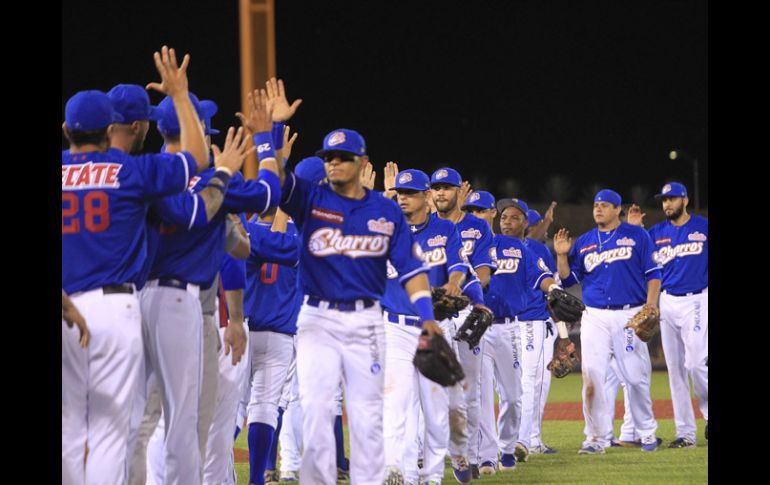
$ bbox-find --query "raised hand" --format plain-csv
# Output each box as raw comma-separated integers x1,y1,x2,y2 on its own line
146,45,190,97
382,161,399,198
458,181,472,208
544,201,557,222
626,204,646,226
554,228,573,255
211,126,255,174
360,160,376,190
283,125,299,163
265,78,302,122
236,89,273,134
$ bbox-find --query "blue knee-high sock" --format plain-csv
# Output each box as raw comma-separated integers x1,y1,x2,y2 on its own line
266,407,284,471
334,414,349,470
248,422,275,485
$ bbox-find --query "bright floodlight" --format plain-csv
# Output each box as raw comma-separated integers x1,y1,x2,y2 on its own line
669,150,678,160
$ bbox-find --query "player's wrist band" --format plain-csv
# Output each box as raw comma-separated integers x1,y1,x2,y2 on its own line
411,292,435,322
253,132,276,162
272,121,285,150
556,321,570,339
211,169,232,186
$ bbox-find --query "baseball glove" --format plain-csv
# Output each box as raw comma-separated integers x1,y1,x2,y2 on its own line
546,288,585,325
624,304,660,342
431,287,471,321
453,305,494,350
414,330,465,387
547,337,580,378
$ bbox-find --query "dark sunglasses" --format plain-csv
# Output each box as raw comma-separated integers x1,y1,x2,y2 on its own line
322,151,356,163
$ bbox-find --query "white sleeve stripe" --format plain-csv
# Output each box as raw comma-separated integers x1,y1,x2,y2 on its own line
447,262,468,273
645,265,663,274
176,152,190,189
284,172,297,203
571,271,581,282
462,280,478,291
532,272,553,290
397,265,429,284
473,262,497,269
188,194,199,230
258,180,271,214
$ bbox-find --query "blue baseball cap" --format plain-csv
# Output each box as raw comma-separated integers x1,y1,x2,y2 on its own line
527,209,543,226
295,157,327,185
496,198,529,218
391,169,431,191
65,90,124,131
462,190,496,210
655,182,688,199
156,93,218,136
430,167,462,187
315,129,367,157
594,189,622,206
198,100,220,135
106,84,161,123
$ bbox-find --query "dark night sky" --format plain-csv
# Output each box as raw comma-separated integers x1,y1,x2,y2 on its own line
62,0,707,205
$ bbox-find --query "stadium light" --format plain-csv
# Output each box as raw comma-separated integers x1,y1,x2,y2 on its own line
669,149,700,210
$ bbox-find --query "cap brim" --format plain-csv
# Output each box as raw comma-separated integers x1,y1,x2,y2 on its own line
392,185,429,192
206,128,221,135
461,203,487,211
654,193,685,199
315,148,361,157
430,181,461,188
496,200,527,217
147,106,162,121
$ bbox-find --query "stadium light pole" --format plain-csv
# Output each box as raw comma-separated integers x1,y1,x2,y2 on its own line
669,149,700,210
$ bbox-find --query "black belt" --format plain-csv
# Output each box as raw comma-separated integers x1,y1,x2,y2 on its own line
596,302,644,310
667,289,705,297
306,296,376,312
102,283,134,295
157,278,193,291
385,312,422,328
493,317,514,324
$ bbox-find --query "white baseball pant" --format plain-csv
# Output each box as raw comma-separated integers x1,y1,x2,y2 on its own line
278,340,303,475
527,319,557,450
603,357,637,443
247,330,294,428
454,307,485,463
516,319,554,450
438,318,468,459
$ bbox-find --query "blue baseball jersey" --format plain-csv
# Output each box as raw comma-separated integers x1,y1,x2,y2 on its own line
564,222,662,308
517,237,557,321
149,168,277,288
62,148,197,294
648,215,708,294
279,172,427,301
455,213,495,271
381,214,469,317
485,234,552,319
221,252,246,291
244,219,301,334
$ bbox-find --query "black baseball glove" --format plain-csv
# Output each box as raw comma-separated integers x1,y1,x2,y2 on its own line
414,330,465,387
546,288,586,325
453,305,494,350
431,287,471,321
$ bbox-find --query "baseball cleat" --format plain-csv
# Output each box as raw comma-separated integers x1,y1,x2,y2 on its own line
577,444,606,455
470,463,480,479
450,456,471,484
279,470,298,481
479,461,496,475
514,443,529,463
265,469,280,485
337,466,350,482
384,466,404,485
640,435,659,452
668,437,696,449
529,444,558,454
498,453,516,471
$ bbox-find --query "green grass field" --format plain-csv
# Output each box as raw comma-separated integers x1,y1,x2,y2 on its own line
233,372,707,484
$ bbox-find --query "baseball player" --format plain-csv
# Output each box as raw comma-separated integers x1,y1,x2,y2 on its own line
61,46,209,485
140,89,281,485
430,168,495,480
380,168,484,485
277,128,437,485
469,196,562,472
633,182,708,447
554,189,663,454
525,202,557,243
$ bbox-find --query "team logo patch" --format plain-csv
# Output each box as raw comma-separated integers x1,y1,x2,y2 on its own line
513,361,520,369
662,184,672,194
526,344,534,351
584,247,633,272
436,169,448,179
655,237,673,245
579,243,598,255
625,327,635,352
427,235,448,247
688,232,707,242
308,228,389,258
502,247,522,258
398,172,412,184
328,131,346,146
386,260,398,279
654,242,704,265
461,228,481,239
472,347,481,355
537,258,550,272
470,192,481,202
370,363,381,374
62,162,122,190
368,218,395,236
311,207,344,224
616,237,636,247
495,258,520,273
423,247,448,267
188,175,202,190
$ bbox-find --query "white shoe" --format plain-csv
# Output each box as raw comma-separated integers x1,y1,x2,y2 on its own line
279,470,298,481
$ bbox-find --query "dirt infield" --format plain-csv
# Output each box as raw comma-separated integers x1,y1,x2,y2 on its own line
232,399,703,462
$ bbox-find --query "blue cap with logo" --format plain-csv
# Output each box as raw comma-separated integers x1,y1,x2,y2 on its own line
295,157,327,185
655,182,688,199
430,167,462,187
594,189,622,206
106,84,161,123
315,129,367,157
527,209,543,226
391,169,431,191
462,190,496,210
496,197,529,218
156,93,218,136
65,90,124,131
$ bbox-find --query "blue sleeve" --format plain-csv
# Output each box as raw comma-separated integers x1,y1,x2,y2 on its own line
152,192,208,230
638,229,663,281
462,278,485,305
469,225,495,269
446,225,468,274
223,171,281,215
221,253,246,290
137,151,198,198
279,171,313,228
389,212,429,285
246,222,300,267
524,247,553,291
